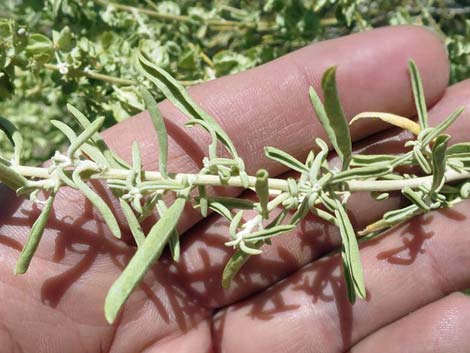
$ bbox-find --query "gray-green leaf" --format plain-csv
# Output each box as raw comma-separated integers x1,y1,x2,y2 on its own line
73,168,121,238
431,134,450,193
408,60,428,130
104,191,188,324
334,199,366,303
264,146,309,174
15,195,55,274
309,67,351,170
135,51,239,159
141,88,169,178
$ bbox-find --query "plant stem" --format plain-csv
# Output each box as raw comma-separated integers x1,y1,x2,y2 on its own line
11,164,470,194
43,63,199,87
93,0,260,30
44,63,136,85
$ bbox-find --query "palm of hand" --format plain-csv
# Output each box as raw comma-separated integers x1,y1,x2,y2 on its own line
2,26,470,353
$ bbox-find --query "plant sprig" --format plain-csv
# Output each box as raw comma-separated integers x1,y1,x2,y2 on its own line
0,53,468,324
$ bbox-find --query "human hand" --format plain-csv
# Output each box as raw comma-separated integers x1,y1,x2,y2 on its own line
1,25,468,353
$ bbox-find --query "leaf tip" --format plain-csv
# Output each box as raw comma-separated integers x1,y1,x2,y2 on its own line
13,263,26,275
104,293,120,324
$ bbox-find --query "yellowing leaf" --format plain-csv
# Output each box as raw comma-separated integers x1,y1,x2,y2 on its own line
350,112,421,136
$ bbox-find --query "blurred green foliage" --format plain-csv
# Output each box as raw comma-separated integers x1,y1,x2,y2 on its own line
0,0,469,164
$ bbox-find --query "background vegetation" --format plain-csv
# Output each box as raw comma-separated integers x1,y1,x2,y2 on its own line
0,0,469,164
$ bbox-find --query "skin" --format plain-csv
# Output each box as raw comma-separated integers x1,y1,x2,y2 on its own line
1,25,470,353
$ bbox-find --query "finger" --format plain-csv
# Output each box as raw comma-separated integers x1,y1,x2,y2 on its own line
101,25,448,233
350,292,470,353
170,79,470,308
212,201,470,353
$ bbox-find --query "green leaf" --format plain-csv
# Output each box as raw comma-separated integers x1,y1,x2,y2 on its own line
264,146,308,174
255,169,269,219
0,116,23,164
155,198,180,262
15,195,55,274
334,199,366,303
67,104,129,169
168,229,180,262
72,168,121,238
141,88,168,178
119,198,145,248
229,210,244,238
51,120,109,167
421,107,464,145
68,116,105,159
135,51,239,159
431,134,450,193
351,154,400,167
104,190,188,324
448,142,470,157
309,67,351,170
51,119,77,142
131,141,143,185
222,244,259,288
244,224,296,242
332,165,392,183
460,182,470,198
384,204,421,223
288,196,310,225
198,185,208,217
413,146,432,174
26,33,53,63
207,196,255,210
309,138,329,181
208,201,233,221
408,60,428,130
401,187,429,210
0,161,27,190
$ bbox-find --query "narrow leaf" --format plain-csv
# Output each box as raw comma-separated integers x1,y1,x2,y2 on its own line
409,60,428,129
422,107,464,145
229,211,244,239
198,185,208,217
222,244,261,288
15,195,54,274
208,202,233,221
135,51,239,158
401,187,430,211
68,116,105,159
244,224,296,242
51,120,77,143
351,154,401,167
309,67,351,170
431,134,450,193
264,146,309,174
104,192,188,324
207,196,255,210
119,198,145,247
73,169,121,238
334,199,366,302
332,165,392,183
141,88,168,178
156,198,180,262
67,104,130,169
